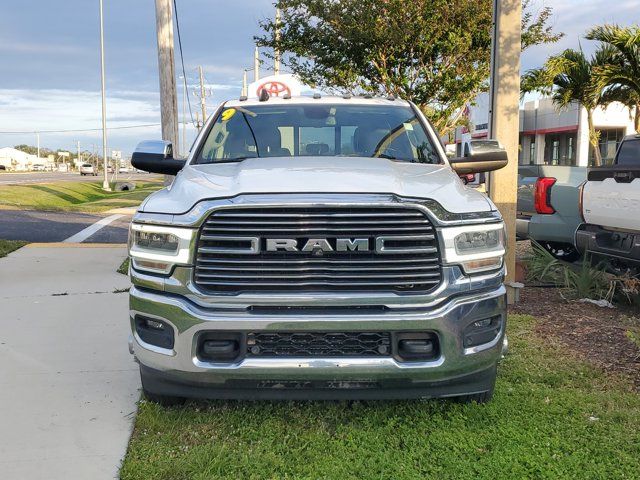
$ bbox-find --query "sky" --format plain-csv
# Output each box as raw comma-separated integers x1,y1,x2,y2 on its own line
0,0,638,156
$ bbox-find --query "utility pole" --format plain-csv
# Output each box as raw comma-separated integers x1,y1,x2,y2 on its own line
241,69,248,97
154,0,179,178
488,0,521,303
274,7,281,75
99,0,110,190
254,46,260,82
198,65,207,123
35,132,40,159
77,141,81,166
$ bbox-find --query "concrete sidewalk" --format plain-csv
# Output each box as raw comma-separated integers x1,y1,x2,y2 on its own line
0,244,139,479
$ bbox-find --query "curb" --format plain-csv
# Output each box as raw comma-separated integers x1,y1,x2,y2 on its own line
104,207,138,215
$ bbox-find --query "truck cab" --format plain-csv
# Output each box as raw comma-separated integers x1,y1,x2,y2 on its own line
577,134,640,274
129,94,509,404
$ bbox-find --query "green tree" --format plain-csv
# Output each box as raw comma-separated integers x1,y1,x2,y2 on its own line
257,0,562,135
524,48,611,166
586,24,640,133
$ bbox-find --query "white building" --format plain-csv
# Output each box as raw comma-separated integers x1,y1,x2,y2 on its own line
0,147,54,171
451,93,636,166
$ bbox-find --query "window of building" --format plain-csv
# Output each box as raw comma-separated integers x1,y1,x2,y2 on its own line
544,132,577,166
530,137,536,165
591,128,625,165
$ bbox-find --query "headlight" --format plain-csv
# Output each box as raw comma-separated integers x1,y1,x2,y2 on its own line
128,223,196,274
441,223,505,274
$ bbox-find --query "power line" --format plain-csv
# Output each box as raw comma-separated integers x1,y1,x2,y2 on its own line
0,123,163,135
0,119,200,135
173,0,195,126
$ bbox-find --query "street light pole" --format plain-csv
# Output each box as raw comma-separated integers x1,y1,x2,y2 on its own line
99,0,110,191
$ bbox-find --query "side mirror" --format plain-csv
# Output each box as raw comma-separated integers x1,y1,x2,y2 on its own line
131,140,185,175
449,139,508,175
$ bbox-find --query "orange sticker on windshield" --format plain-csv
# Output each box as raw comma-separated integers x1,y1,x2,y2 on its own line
221,108,236,121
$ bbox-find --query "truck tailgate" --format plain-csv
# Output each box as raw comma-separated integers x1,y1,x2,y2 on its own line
583,172,640,232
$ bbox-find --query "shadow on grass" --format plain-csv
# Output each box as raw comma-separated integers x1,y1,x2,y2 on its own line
26,184,91,205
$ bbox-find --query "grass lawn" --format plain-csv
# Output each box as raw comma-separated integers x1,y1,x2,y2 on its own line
121,315,640,479
118,257,130,275
0,179,163,213
0,239,27,258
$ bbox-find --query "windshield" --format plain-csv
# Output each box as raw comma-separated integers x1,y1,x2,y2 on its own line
194,103,441,164
617,139,640,166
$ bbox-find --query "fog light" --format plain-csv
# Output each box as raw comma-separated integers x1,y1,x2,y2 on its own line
145,318,165,330
463,315,502,349
134,316,174,350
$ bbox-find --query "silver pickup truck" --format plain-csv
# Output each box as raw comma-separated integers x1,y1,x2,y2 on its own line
128,95,509,404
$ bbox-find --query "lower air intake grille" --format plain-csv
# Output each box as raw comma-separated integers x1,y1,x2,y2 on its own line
247,332,391,357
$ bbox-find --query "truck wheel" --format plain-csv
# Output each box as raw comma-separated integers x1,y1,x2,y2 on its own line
540,241,581,263
455,388,494,404
142,388,186,407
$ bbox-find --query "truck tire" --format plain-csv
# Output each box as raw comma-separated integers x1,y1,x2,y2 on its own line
540,241,581,263
142,388,186,407
454,365,497,404
455,388,494,404
140,367,185,407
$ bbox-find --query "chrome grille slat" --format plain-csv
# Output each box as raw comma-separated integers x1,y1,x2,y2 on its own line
195,257,439,265
195,272,442,280
201,227,434,233
194,206,443,294
195,264,440,272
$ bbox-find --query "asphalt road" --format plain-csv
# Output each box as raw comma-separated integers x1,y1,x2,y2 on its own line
0,171,157,186
0,209,130,243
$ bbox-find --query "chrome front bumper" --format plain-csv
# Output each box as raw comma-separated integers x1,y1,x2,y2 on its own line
129,285,506,399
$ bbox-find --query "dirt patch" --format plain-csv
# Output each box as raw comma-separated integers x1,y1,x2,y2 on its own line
510,285,640,390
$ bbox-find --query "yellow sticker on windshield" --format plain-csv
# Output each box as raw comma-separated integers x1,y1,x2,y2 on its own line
221,108,236,121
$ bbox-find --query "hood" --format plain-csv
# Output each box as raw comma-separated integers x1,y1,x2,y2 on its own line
140,156,493,214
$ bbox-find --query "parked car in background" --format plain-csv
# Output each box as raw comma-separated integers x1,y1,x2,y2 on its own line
32,164,45,171
107,165,114,174
128,95,509,405
118,166,130,174
79,163,97,176
517,165,586,261
577,134,640,274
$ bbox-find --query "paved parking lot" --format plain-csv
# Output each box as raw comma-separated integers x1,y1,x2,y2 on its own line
0,210,131,243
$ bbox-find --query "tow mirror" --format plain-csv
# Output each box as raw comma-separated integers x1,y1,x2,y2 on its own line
449,139,508,175
131,140,185,175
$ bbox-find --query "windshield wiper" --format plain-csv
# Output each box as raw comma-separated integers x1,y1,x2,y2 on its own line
375,153,398,160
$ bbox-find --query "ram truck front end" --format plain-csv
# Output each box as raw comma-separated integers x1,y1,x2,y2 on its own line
127,96,509,404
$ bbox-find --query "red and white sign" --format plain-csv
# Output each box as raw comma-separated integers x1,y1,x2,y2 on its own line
247,74,303,99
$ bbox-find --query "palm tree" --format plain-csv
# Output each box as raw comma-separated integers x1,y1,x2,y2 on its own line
531,47,610,166
586,24,640,133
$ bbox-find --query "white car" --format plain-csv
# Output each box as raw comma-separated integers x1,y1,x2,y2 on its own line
118,167,130,174
32,164,45,172
79,163,97,176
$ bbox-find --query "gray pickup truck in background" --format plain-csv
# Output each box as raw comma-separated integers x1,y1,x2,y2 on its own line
517,165,587,261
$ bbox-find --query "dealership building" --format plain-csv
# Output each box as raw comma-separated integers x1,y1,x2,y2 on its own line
451,93,637,166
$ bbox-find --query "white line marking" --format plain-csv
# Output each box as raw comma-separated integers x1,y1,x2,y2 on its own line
63,214,124,243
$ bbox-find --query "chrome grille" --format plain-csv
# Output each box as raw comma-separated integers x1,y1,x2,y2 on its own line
194,206,442,294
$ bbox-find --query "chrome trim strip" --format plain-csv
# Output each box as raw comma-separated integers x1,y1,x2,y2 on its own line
134,194,502,228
